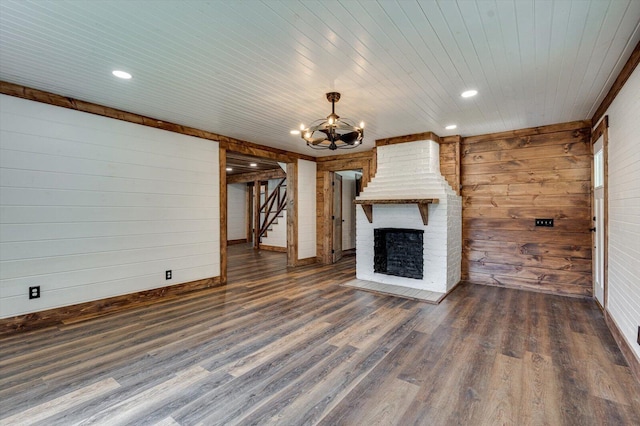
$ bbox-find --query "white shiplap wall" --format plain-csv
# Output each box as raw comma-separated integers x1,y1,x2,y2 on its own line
260,211,287,248
227,183,246,241
0,95,220,318
297,159,316,260
604,65,640,362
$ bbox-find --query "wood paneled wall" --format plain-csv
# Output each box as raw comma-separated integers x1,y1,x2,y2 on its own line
439,136,461,195
461,121,593,297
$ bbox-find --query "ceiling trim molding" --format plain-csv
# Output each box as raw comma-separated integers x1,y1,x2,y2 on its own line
376,131,441,147
227,168,286,184
592,39,640,127
462,120,592,144
0,81,315,163
315,150,374,163
441,135,462,144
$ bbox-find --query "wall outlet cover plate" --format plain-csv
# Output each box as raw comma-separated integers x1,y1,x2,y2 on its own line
29,286,40,299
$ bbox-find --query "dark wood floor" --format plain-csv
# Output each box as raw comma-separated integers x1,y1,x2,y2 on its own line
1,244,639,425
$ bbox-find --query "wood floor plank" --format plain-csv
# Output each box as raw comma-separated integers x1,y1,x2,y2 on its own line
480,353,524,424
71,366,210,425
232,344,360,425
267,311,423,425
322,377,421,426
152,417,181,426
227,321,334,377
1,243,639,425
520,351,562,425
571,331,639,407
0,377,120,425
327,304,412,349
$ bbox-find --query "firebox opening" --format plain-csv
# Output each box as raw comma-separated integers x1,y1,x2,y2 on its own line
374,228,424,280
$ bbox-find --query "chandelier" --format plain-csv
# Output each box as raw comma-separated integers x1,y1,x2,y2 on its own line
300,92,364,150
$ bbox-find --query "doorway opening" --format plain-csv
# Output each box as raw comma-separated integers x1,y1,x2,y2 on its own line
225,151,288,272
592,117,608,309
332,170,362,263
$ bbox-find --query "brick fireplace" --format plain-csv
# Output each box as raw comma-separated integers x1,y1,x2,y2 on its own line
355,139,461,295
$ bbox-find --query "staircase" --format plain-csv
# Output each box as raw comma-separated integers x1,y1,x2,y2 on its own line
257,177,286,247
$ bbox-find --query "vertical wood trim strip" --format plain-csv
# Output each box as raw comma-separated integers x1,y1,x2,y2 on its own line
328,172,336,263
286,161,298,266
592,116,609,309
322,171,333,264
454,137,461,196
370,147,377,185
245,184,252,243
590,130,597,306
219,147,227,284
603,117,609,310
315,170,324,262
253,180,260,249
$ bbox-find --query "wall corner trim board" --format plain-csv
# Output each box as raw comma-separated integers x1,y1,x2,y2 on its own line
0,277,222,337
591,39,640,126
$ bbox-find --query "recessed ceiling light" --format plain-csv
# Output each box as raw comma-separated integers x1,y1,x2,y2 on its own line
112,70,132,79
226,167,232,172
461,89,477,98
445,124,457,130
290,130,300,135
249,163,257,167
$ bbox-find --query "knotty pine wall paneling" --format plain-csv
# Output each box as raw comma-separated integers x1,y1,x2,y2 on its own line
439,136,461,195
0,95,220,318
461,121,593,297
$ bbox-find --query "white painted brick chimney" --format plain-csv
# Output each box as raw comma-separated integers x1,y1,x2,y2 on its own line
355,140,461,293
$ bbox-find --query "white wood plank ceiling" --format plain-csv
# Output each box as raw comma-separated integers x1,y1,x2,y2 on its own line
1,0,638,156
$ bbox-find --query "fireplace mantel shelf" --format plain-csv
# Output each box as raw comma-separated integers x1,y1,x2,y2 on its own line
353,198,439,225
